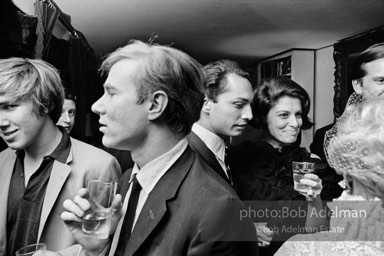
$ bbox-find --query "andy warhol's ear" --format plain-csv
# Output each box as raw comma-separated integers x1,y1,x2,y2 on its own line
202,97,212,113
147,90,168,120
352,79,363,95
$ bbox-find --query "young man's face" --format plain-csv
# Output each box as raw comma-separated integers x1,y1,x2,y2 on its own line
57,99,76,133
205,73,253,138
92,59,149,151
0,96,49,150
354,58,384,97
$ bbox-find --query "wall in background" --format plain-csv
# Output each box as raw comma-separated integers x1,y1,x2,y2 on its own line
313,46,335,132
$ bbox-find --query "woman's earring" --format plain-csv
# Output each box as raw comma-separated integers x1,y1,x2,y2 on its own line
338,174,352,194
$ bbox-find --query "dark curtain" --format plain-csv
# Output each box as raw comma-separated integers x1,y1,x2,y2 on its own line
0,0,101,145
0,1,37,58
45,32,101,142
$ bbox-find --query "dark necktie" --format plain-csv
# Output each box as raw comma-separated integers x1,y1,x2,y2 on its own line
115,175,142,256
224,146,234,186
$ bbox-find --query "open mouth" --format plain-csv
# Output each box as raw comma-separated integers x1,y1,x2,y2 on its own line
2,130,17,137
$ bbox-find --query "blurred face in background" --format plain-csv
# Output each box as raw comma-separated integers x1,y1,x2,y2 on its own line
265,96,303,149
353,58,384,97
57,99,76,133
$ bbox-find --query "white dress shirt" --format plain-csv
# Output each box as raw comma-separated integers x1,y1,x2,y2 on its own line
109,138,188,255
191,123,230,178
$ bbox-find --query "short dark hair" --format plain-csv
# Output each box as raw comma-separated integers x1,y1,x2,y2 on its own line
250,76,313,130
203,59,252,102
64,87,76,103
0,57,64,123
100,40,205,137
352,43,384,80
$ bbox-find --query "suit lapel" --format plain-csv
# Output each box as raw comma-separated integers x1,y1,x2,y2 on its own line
38,151,71,240
124,147,194,255
187,132,231,185
0,150,16,252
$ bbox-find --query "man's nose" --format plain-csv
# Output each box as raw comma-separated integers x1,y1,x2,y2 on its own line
62,112,71,122
241,104,253,121
0,114,10,128
91,97,105,115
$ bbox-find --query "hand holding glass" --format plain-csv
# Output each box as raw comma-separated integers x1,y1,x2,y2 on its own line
82,180,117,239
15,243,46,256
292,161,316,196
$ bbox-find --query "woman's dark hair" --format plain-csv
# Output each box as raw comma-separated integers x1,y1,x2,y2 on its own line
250,76,313,130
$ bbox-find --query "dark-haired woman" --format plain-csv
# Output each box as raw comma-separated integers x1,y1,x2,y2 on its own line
229,77,326,255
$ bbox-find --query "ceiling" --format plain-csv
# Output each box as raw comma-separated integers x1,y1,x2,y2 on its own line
26,0,384,67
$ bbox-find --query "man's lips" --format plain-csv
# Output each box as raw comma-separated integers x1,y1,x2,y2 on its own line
99,124,107,132
2,130,17,137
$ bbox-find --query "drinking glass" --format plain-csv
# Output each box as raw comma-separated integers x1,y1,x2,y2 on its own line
15,243,46,256
82,180,117,239
292,161,315,195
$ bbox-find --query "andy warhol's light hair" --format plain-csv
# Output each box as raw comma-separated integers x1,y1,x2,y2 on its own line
99,39,205,137
0,58,64,123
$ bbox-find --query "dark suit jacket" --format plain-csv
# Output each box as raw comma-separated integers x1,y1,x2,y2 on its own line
309,123,343,200
309,123,335,159
118,146,258,256
187,131,232,186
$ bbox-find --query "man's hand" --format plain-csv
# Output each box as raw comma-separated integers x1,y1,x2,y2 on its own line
254,222,274,247
61,188,123,255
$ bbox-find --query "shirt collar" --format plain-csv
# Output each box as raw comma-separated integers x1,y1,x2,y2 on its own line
130,138,188,194
192,123,226,162
15,126,71,164
49,126,71,163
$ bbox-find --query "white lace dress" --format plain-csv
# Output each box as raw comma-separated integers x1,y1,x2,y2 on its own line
274,191,384,256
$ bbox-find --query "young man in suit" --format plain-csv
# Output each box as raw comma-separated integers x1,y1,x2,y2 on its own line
188,60,254,186
60,40,258,256
0,58,121,255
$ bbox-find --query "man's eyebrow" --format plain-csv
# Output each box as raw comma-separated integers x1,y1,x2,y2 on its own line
233,97,251,102
0,99,14,106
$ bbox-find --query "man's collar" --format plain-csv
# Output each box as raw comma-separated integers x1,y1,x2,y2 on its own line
130,138,188,194
192,123,226,161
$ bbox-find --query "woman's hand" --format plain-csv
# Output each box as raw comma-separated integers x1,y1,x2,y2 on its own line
253,222,274,247
297,173,323,201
